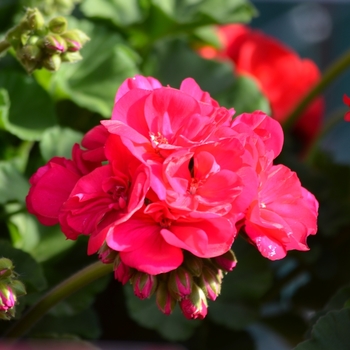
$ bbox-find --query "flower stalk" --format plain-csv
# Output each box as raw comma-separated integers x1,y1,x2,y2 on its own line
283,49,350,131
3,261,113,339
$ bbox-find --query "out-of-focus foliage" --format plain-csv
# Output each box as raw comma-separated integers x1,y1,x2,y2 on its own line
0,0,350,349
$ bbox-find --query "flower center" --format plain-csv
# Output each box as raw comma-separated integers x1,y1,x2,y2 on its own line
149,131,168,147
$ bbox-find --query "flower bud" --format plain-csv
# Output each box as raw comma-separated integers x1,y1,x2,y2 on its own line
26,8,45,31
43,34,67,53
168,267,192,299
0,283,16,320
114,256,134,285
197,265,222,301
98,243,118,264
212,249,237,272
179,283,208,320
61,51,82,63
42,54,62,71
183,253,203,277
132,272,157,300
0,258,14,280
48,16,68,34
62,29,90,52
18,45,42,73
156,281,176,315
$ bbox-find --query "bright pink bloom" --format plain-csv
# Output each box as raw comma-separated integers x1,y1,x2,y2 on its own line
343,94,350,122
60,137,150,245
198,24,324,142
26,156,82,226
105,202,234,275
244,164,318,260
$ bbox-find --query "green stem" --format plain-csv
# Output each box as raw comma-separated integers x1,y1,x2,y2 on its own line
304,108,347,164
3,261,113,339
0,39,11,55
283,49,350,131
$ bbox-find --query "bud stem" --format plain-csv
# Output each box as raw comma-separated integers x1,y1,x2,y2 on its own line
283,49,350,131
0,39,11,55
3,261,113,339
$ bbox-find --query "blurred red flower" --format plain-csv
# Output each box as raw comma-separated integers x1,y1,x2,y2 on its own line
199,24,324,142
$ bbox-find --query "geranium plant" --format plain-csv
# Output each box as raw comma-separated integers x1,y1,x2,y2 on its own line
1,1,350,349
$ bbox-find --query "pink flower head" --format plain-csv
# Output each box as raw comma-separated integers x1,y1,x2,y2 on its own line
244,164,318,260
60,137,150,245
343,94,350,122
26,156,82,226
105,202,234,275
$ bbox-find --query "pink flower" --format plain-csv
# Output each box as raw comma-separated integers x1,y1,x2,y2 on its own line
105,202,234,275
60,137,150,245
244,164,318,260
26,156,82,226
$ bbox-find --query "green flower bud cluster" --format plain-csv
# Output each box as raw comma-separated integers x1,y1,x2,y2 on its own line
0,258,26,321
5,7,89,74
21,0,81,16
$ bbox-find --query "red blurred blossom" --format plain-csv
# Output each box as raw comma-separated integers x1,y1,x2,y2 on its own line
198,24,324,141
343,94,350,121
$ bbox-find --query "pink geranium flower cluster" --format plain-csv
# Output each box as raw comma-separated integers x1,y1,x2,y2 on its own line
26,75,318,319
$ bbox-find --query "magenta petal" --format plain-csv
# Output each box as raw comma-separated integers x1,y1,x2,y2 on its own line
27,165,80,220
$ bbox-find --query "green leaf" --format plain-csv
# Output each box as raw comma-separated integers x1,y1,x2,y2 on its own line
294,309,350,350
50,275,111,317
30,308,101,339
144,0,256,40
7,206,76,263
39,126,83,161
209,238,273,330
0,161,29,204
0,239,47,292
149,38,235,95
124,284,200,341
215,75,271,116
0,71,57,141
43,18,140,117
80,0,150,27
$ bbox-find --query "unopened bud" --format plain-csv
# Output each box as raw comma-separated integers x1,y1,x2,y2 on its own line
114,256,134,285
183,253,203,277
168,267,192,299
43,34,67,53
132,272,157,300
198,266,222,301
179,283,208,320
212,249,237,272
61,51,82,63
156,281,176,315
62,29,90,52
0,283,16,318
42,54,61,71
49,16,68,34
98,244,118,264
26,8,45,32
0,258,14,280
